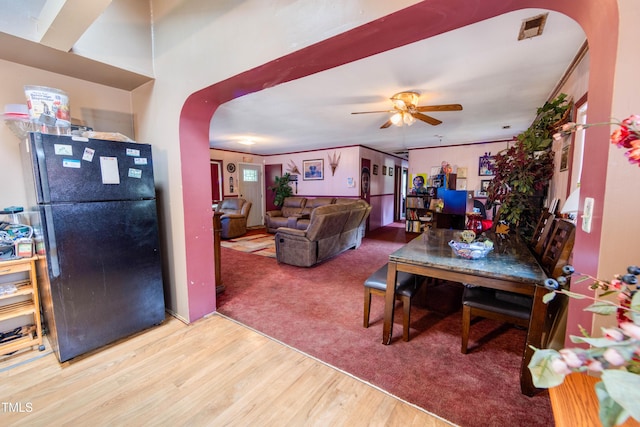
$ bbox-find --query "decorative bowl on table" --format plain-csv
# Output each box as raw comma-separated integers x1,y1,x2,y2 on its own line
448,239,494,259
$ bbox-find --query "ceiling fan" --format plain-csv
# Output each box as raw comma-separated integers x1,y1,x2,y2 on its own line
351,91,462,129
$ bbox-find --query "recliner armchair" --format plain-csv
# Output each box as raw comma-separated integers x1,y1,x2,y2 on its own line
215,198,252,239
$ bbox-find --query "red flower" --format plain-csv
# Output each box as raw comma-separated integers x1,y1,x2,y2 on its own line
626,139,640,166
611,127,633,148
609,115,640,166
621,114,640,129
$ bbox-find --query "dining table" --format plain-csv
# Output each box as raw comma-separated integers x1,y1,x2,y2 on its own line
382,228,549,396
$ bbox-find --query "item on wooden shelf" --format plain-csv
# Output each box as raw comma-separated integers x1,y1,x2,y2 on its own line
405,194,435,233
0,257,45,355
430,198,444,212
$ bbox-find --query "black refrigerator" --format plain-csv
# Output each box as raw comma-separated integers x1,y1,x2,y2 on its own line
21,132,165,362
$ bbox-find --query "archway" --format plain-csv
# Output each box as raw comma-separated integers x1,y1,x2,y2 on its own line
179,0,618,321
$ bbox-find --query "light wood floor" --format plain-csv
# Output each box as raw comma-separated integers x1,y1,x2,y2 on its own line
0,314,454,426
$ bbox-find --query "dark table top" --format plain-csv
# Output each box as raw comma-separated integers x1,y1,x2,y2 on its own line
388,228,547,286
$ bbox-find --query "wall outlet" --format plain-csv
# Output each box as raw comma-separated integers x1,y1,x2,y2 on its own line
582,197,594,233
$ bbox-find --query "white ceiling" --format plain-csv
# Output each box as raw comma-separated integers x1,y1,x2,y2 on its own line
209,9,586,158
0,4,585,158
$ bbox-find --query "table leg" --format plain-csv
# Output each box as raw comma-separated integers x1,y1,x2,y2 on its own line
521,284,547,396
382,261,397,345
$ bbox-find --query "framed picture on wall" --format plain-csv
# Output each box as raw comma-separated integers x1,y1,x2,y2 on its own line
303,159,324,180
560,145,570,171
373,164,379,175
389,167,393,177
457,167,468,179
479,153,496,176
382,165,387,175
478,179,492,197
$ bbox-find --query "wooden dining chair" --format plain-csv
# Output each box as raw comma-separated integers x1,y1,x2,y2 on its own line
363,264,424,342
539,219,576,278
489,208,511,234
460,219,576,353
529,210,555,259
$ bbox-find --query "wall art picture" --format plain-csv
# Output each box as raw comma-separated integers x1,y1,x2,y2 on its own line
479,153,496,176
373,164,379,175
382,165,387,175
303,159,324,180
560,145,570,171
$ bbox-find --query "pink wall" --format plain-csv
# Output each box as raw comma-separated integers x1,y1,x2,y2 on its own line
179,0,618,322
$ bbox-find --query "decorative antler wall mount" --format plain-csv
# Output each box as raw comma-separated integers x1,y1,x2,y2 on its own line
328,151,341,176
286,160,301,175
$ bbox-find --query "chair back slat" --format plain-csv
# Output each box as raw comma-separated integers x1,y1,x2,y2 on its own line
530,211,555,258
540,219,576,278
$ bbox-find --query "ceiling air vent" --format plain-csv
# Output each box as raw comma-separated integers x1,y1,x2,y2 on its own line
518,13,548,40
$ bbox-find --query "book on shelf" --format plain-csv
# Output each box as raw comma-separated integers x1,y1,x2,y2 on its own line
406,197,425,208
405,220,422,233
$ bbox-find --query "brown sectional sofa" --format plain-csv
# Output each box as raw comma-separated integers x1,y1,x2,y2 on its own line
274,199,371,267
265,196,337,233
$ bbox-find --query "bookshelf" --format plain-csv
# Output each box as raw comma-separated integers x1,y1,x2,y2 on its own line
405,194,435,233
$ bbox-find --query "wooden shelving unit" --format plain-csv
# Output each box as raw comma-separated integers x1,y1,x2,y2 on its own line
0,257,44,355
405,195,436,233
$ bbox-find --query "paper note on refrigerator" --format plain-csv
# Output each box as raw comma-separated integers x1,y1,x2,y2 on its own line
100,156,120,184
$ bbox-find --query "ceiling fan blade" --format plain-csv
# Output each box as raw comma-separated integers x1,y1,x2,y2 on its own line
413,113,442,126
416,104,463,112
380,120,393,129
351,110,395,114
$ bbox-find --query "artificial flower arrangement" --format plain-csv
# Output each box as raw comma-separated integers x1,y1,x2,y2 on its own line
532,114,640,426
528,265,640,427
553,114,640,167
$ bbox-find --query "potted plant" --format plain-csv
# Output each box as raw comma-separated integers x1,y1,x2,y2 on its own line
268,173,293,207
486,93,571,238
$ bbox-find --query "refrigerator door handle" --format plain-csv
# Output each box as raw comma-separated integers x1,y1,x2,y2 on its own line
33,133,52,203
43,205,60,277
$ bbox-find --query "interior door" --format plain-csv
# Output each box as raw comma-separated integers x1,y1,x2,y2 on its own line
394,165,402,221
210,160,222,205
238,163,263,227
264,164,282,211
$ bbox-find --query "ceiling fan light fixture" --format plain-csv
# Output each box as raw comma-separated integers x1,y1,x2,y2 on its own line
392,99,406,110
403,113,415,126
351,91,461,129
391,91,420,108
390,112,404,126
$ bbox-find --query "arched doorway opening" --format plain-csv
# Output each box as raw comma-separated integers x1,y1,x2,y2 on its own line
178,0,618,322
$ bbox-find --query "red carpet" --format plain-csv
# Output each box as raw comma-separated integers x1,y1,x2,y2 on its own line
216,224,553,426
